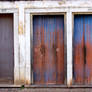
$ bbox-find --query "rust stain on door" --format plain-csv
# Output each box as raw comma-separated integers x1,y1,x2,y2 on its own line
74,15,92,84
33,15,64,84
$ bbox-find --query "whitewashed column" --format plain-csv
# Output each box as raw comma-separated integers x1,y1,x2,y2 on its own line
25,13,31,84
14,12,20,84
67,10,73,86
18,4,25,84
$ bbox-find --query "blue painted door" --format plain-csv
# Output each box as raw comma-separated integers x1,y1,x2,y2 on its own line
33,15,65,84
74,15,92,84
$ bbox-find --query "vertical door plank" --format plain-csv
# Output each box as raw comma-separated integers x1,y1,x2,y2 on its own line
74,15,84,84
85,15,92,84
33,16,44,84
55,16,64,84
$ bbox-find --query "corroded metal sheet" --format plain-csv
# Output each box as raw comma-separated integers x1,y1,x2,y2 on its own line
74,15,92,84
0,14,14,84
33,15,64,84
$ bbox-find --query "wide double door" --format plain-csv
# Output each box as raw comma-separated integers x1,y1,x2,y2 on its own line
74,15,92,84
0,14,14,84
33,15,65,84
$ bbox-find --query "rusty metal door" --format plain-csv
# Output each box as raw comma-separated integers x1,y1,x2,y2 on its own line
0,14,14,84
73,15,92,84
33,15,64,84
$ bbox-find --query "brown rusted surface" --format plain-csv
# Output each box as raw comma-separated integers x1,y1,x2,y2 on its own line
85,19,92,84
33,15,64,85
0,14,14,84
74,15,92,85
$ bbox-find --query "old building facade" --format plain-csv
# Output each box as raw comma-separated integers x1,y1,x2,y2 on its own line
0,0,92,91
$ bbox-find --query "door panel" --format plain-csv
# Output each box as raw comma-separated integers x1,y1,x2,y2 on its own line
0,14,14,84
33,15,64,84
74,15,92,84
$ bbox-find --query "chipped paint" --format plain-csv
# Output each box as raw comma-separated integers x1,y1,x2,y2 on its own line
25,80,30,85
19,21,24,35
0,1,92,9
58,1,65,5
67,79,72,87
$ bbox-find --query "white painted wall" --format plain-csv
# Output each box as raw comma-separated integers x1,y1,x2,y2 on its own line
0,1,92,86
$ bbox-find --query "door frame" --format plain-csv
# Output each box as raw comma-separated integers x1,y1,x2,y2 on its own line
0,8,19,85
25,8,67,85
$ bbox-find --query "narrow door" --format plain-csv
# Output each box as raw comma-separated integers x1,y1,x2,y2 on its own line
0,14,14,84
74,15,92,84
33,15,65,84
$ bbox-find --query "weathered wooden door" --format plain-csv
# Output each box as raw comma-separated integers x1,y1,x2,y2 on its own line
73,15,92,84
33,15,64,84
0,14,14,84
